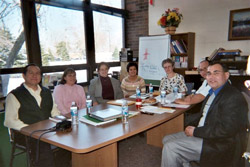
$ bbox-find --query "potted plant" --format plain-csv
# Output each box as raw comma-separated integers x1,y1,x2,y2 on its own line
157,8,183,34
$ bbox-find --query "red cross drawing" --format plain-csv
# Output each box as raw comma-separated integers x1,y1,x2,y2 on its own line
143,48,150,60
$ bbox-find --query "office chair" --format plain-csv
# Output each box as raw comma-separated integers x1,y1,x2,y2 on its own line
241,92,250,167
185,82,194,95
9,128,31,167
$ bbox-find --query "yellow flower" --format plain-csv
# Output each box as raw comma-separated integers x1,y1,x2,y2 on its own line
167,16,171,21
157,8,183,28
157,19,161,25
169,12,177,18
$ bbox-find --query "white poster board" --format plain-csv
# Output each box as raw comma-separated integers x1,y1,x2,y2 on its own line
138,35,171,81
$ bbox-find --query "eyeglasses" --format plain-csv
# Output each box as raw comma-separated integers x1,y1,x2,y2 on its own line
198,68,207,73
163,66,173,69
206,70,224,76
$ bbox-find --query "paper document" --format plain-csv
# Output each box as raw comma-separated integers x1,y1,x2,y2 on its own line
162,103,190,108
107,100,135,106
128,111,140,118
140,106,175,114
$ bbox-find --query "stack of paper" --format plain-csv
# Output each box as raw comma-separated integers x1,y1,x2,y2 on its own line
162,103,190,108
107,100,135,106
80,115,116,126
140,106,175,114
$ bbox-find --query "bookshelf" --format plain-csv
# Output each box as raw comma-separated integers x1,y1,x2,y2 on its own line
208,48,248,76
170,32,195,76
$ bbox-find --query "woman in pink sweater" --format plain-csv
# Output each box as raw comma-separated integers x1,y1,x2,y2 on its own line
53,68,86,116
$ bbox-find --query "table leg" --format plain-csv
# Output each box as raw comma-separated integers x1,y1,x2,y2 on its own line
146,114,184,148
72,142,117,167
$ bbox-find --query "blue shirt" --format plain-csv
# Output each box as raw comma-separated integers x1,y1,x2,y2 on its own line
208,81,228,96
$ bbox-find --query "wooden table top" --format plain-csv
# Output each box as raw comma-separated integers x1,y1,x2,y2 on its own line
20,102,192,153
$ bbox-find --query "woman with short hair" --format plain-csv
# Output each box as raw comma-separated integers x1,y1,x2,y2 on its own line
159,58,187,94
88,62,123,105
121,62,146,98
53,68,86,116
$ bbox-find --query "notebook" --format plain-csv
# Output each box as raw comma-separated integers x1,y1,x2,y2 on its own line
90,108,122,121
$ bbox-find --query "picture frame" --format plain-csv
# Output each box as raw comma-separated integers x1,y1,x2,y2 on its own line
228,8,250,40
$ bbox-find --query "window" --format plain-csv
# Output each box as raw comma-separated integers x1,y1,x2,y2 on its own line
0,0,27,97
43,70,87,87
36,4,86,66
93,11,123,63
0,0,126,98
1,74,24,97
91,0,123,9
0,0,28,69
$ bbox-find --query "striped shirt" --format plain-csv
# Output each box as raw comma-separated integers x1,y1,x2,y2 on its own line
121,76,146,97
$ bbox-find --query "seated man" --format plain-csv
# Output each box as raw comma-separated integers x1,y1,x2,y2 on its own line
4,64,67,167
161,62,249,167
175,59,210,105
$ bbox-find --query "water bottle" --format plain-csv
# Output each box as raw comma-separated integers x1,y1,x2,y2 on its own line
136,86,141,98
86,95,92,116
173,86,178,98
149,83,153,98
70,101,78,125
122,100,129,124
135,86,142,110
160,88,166,105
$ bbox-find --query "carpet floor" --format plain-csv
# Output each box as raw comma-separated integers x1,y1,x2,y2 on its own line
118,133,162,167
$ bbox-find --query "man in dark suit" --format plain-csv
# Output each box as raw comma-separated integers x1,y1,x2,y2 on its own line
161,62,249,167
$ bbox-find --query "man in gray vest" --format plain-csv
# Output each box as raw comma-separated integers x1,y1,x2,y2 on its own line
4,64,61,167
161,62,249,167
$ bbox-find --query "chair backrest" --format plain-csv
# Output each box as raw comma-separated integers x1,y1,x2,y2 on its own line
186,82,194,95
241,92,250,123
8,128,14,143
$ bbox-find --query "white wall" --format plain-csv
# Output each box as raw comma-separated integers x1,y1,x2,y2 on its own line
149,0,250,66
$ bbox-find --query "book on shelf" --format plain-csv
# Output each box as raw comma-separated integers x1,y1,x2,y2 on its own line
181,61,188,68
174,62,181,68
174,56,180,62
207,48,224,61
218,49,241,53
171,40,181,54
180,39,188,52
170,45,176,54
171,40,187,54
175,40,186,53
180,57,188,68
220,58,234,61
235,55,248,61
208,48,242,61
217,51,241,56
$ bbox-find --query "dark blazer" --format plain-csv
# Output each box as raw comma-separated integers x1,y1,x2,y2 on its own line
190,82,249,167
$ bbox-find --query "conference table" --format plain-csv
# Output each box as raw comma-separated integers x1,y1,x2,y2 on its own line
20,101,192,167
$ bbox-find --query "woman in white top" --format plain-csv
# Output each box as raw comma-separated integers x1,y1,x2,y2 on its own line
159,58,187,94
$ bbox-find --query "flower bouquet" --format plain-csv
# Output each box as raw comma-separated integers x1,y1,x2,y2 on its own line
157,8,183,34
